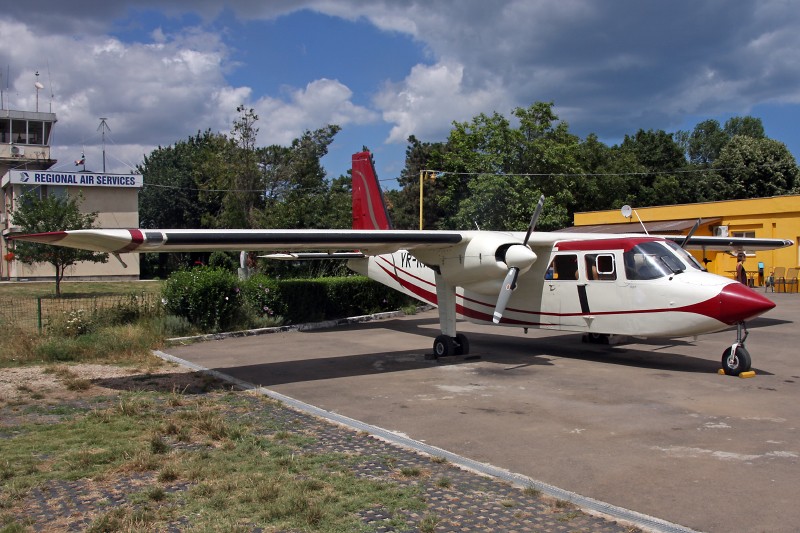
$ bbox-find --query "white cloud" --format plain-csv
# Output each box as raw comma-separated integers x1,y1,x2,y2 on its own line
253,79,378,145
4,0,800,172
374,61,507,144
1,14,376,170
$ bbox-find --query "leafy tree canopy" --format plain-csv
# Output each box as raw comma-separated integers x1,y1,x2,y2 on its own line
12,193,108,296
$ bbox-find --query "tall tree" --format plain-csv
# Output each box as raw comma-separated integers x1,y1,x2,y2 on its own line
390,136,450,230
252,125,342,229
12,193,108,296
714,136,798,198
688,119,728,164
724,116,765,139
222,105,263,228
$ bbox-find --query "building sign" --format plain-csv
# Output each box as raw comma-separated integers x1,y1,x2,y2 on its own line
8,170,142,188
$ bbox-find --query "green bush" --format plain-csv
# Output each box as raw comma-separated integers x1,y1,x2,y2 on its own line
240,275,285,322
162,267,242,332
208,251,239,272
241,275,413,325
161,270,416,333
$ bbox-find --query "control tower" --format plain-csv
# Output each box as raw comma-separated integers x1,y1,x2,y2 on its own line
0,109,57,173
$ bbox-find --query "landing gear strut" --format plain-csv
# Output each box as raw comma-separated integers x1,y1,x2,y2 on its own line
721,322,752,376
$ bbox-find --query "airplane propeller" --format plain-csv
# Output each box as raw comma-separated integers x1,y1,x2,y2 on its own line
493,195,544,324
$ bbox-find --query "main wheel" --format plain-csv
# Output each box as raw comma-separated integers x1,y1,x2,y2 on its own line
587,333,609,344
721,345,751,376
454,333,470,356
433,335,455,358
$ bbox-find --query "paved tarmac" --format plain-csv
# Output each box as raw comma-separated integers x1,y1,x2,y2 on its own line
167,292,800,533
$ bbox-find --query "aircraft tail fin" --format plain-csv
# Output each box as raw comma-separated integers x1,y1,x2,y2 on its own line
352,151,392,230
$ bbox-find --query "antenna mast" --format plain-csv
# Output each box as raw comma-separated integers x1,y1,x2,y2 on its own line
34,71,44,112
98,117,110,173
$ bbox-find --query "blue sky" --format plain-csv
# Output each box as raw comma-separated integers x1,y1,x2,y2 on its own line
2,1,799,189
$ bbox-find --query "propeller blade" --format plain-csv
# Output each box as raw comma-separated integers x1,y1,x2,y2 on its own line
493,267,519,324
522,195,546,246
680,218,702,249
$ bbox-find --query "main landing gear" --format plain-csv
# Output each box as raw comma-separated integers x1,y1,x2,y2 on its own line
433,333,470,358
721,322,752,376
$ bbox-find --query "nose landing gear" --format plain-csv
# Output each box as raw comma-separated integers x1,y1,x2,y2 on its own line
721,322,752,376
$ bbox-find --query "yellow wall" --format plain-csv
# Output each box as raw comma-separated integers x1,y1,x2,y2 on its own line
573,195,800,284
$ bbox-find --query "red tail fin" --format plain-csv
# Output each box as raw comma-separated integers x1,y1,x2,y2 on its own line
352,151,392,230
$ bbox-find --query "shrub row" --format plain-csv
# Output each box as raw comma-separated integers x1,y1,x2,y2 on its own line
162,267,416,333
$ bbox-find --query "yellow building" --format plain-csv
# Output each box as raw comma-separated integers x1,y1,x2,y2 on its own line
567,195,800,286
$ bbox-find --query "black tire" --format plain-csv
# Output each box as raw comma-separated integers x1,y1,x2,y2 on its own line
433,335,455,358
722,345,752,376
588,333,609,344
455,333,470,356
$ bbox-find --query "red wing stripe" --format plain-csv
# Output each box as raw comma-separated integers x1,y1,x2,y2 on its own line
116,229,144,253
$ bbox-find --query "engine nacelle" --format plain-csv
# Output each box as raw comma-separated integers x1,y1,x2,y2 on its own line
412,232,537,295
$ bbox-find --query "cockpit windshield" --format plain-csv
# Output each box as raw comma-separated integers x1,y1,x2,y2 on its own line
663,239,707,271
623,241,686,280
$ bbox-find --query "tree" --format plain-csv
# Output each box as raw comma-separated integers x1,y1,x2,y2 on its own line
714,136,798,198
137,130,235,277
724,116,765,139
222,105,263,228
688,119,728,165
12,193,108,296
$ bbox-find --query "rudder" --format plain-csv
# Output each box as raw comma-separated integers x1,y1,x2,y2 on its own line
352,151,392,230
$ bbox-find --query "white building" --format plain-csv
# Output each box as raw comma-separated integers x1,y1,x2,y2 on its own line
0,108,142,281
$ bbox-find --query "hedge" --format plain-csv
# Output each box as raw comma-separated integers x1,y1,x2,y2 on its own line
162,268,416,332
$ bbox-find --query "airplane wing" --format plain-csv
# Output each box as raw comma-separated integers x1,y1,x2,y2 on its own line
657,235,795,252
7,228,464,256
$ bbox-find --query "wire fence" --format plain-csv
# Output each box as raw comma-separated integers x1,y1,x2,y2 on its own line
0,293,163,334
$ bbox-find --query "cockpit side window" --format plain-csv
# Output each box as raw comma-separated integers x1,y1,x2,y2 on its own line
545,254,579,280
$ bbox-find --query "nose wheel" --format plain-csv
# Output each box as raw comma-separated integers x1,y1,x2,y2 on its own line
721,322,752,376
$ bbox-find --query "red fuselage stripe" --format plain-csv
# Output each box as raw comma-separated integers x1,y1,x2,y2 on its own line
375,254,734,325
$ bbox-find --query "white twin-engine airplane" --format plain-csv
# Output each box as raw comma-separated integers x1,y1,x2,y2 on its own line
11,151,793,375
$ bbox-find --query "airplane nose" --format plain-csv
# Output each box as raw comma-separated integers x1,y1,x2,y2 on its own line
715,283,775,325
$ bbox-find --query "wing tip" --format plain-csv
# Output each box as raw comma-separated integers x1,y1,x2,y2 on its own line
7,231,68,243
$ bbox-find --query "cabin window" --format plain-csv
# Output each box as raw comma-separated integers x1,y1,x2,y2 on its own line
586,254,616,281
545,254,579,280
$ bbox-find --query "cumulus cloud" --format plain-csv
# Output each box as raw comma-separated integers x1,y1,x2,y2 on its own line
0,8,375,172
253,79,378,145
309,0,800,140
4,0,800,171
374,62,507,143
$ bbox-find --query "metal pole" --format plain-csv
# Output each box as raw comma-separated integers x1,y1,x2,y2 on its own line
419,170,423,230
37,297,42,334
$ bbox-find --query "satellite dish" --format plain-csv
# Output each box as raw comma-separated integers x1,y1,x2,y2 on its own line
621,205,633,218
34,81,44,90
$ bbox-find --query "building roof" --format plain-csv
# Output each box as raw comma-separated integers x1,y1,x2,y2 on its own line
556,217,721,235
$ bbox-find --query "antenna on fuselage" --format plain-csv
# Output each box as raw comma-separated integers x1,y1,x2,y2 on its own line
621,204,649,235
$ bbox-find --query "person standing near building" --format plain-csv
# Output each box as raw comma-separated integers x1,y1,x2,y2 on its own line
736,253,748,285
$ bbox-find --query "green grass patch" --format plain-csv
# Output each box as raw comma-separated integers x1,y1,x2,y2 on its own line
0,390,425,532
0,280,162,299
